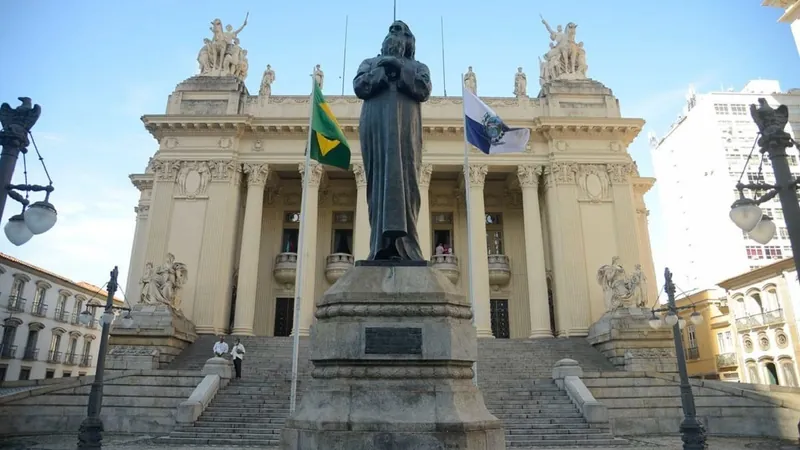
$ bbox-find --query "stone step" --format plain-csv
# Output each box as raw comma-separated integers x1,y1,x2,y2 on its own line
154,437,279,446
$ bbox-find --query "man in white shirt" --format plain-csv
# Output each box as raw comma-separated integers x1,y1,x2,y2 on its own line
213,336,229,357
231,338,246,379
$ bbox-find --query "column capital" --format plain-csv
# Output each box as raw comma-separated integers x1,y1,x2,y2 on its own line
466,164,488,187
419,163,434,188
243,163,271,186
606,162,637,184
299,162,325,187
517,165,544,188
134,204,150,220
131,178,154,192
352,163,367,188
544,162,578,187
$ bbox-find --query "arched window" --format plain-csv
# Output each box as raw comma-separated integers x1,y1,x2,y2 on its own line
31,281,51,317
780,359,797,387
746,361,760,384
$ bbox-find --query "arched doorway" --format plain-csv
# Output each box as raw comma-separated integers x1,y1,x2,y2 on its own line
765,362,780,385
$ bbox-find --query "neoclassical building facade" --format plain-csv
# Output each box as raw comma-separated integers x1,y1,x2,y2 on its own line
124,70,657,340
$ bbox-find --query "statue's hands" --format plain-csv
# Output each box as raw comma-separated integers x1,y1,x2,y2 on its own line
377,56,403,70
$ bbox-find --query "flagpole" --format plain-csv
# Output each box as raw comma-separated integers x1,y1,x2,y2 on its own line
461,79,478,388
290,70,316,414
340,15,349,96
440,16,447,97
393,0,397,20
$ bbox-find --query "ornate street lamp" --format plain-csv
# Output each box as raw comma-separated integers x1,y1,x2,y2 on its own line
76,266,132,449
647,268,708,450
729,99,800,274
0,98,58,246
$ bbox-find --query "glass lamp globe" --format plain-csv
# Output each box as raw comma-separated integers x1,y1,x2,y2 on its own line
690,310,704,325
4,214,33,246
664,311,679,327
122,312,134,328
678,318,687,329
79,310,92,325
749,215,776,245
729,198,763,232
23,201,57,235
101,311,115,326
648,312,663,329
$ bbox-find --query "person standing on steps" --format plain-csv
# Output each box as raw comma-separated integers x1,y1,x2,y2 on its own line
231,338,246,379
213,335,228,357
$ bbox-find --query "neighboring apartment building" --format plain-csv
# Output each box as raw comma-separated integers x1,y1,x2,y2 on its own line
651,80,800,291
676,289,739,382
676,258,800,386
763,0,800,56
0,253,125,381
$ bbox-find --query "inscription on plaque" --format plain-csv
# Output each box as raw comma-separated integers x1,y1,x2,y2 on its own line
365,327,422,355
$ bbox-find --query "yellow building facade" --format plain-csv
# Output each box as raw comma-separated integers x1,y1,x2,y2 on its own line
676,289,738,381
123,32,659,339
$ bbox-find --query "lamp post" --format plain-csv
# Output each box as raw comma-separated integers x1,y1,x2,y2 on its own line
76,266,133,450
648,268,707,450
0,98,58,246
729,98,800,274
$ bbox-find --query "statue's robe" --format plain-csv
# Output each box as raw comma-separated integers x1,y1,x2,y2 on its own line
354,55,432,260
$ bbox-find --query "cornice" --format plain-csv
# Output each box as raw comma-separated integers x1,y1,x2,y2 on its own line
632,176,656,194
533,117,645,146
260,95,531,108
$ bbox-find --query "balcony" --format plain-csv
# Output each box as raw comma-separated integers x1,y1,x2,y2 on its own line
47,350,62,364
685,347,699,361
70,312,80,325
6,296,26,313
735,308,784,331
79,355,93,367
64,352,77,366
273,252,298,287
431,254,459,284
22,347,39,361
487,254,511,289
86,318,98,329
325,253,354,284
30,303,48,318
54,307,70,323
0,344,17,359
716,352,738,369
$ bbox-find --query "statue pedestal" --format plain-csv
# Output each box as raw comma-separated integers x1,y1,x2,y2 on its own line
109,303,197,368
280,263,505,450
587,307,677,373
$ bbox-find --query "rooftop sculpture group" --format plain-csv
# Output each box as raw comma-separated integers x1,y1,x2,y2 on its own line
538,15,588,86
197,14,250,81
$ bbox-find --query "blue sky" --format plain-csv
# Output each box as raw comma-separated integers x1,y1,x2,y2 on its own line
1,0,799,295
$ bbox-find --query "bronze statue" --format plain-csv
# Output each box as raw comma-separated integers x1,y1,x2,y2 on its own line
353,21,432,261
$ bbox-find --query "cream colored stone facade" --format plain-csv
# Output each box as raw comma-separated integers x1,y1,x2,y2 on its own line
125,75,657,339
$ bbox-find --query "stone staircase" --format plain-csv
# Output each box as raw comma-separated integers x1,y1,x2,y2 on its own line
159,336,626,448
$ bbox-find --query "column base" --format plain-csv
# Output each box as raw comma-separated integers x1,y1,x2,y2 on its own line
194,326,217,334
231,328,255,336
291,328,311,337
528,329,554,339
476,328,495,339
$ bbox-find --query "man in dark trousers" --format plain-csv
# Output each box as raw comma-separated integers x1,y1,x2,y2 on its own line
231,338,246,379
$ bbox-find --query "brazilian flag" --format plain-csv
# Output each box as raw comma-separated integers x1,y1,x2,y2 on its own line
309,81,351,170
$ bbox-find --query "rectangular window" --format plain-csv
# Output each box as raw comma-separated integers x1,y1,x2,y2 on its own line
485,213,504,255
62,371,71,378
331,229,353,254
774,209,784,220
714,104,730,115
730,104,748,115
717,332,726,352
746,246,764,260
281,229,299,253
45,370,54,379
765,246,783,259
19,368,30,380
780,227,790,239
747,172,765,184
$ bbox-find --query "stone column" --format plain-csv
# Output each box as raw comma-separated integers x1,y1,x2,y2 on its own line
141,160,179,269
517,165,552,338
418,164,433,259
125,178,153,306
608,163,642,273
466,164,494,338
352,163,370,261
232,164,270,336
633,179,658,306
295,162,325,336
544,162,590,336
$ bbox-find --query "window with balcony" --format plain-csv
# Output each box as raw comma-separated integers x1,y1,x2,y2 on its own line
0,321,18,358
432,212,454,255
80,339,92,367
72,298,85,325
23,329,39,361
31,282,49,317
485,213,504,255
8,276,27,312
717,331,733,353
65,336,79,365
281,211,301,253
54,292,69,322
765,246,783,260
331,212,354,255
48,333,62,363
684,325,699,360
746,246,764,260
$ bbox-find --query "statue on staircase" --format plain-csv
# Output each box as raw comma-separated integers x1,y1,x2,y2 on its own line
140,253,189,311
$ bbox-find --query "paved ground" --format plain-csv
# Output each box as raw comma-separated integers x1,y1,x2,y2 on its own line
0,434,796,450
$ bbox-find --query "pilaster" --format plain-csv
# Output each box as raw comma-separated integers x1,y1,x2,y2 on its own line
418,164,433,259
517,165,552,339
466,164,494,338
233,163,270,336
608,163,643,280
352,163,370,261
295,162,325,336
126,177,154,306
193,161,243,334
544,162,590,336
142,160,180,273
632,177,658,306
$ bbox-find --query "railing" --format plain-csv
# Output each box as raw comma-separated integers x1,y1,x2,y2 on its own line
487,254,511,287
0,344,17,359
716,352,738,369
70,312,80,325
685,347,700,360
324,253,355,283
30,303,48,317
64,352,77,365
431,254,460,283
54,307,70,323
273,252,298,285
47,350,62,363
6,296,26,313
22,347,39,361
79,355,93,367
735,308,784,330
